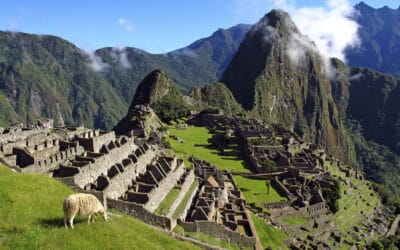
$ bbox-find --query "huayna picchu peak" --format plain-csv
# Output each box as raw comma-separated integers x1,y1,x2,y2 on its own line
221,9,350,161
2,2,400,249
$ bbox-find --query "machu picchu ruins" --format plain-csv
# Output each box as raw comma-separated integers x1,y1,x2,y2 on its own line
0,107,394,249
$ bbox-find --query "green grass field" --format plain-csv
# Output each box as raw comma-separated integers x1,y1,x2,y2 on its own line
166,126,251,173
154,187,181,216
234,176,287,213
251,214,289,249
0,165,198,250
282,216,308,226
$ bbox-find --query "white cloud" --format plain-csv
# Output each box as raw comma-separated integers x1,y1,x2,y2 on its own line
117,17,134,32
349,72,363,81
286,32,317,67
110,46,131,69
82,49,109,72
236,0,360,76
288,0,360,62
169,48,198,58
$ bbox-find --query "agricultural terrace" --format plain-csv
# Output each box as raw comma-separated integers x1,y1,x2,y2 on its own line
327,161,381,247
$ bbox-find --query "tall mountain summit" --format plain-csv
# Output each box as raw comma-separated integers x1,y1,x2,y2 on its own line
221,10,350,159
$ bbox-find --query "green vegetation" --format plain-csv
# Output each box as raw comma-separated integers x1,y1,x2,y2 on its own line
0,164,198,250
282,216,308,226
322,178,341,213
220,10,350,161
129,69,191,123
166,126,250,173
234,176,286,213
328,162,381,244
347,119,400,196
251,214,288,249
172,180,198,219
0,24,250,129
0,32,126,129
153,94,191,122
154,187,181,216
189,82,245,116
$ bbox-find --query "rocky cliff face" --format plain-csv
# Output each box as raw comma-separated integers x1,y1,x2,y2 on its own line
114,69,189,134
221,10,352,159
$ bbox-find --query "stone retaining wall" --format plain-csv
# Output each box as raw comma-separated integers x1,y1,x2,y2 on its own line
107,198,173,230
73,139,137,188
178,182,200,220
104,148,156,199
177,219,257,248
145,160,185,212
167,169,195,218
20,145,84,174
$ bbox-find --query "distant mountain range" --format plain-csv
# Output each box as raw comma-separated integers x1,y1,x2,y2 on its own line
0,24,250,129
1,2,400,194
0,2,398,131
346,2,400,77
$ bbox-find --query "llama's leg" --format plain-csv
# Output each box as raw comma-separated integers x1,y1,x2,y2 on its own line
69,211,76,229
69,216,74,229
64,216,68,229
88,214,92,224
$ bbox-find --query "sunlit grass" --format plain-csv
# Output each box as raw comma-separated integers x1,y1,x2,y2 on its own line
0,164,198,250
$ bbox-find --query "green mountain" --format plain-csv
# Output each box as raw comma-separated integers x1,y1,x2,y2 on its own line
345,68,400,194
114,69,190,134
347,2,400,77
221,10,352,160
0,25,250,129
188,82,245,116
218,9,400,195
0,31,125,129
114,69,246,134
97,23,250,103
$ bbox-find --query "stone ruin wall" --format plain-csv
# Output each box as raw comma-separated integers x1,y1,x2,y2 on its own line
271,177,292,200
166,169,195,218
145,159,185,212
178,181,200,220
20,145,85,174
103,148,156,200
177,219,257,248
77,131,116,153
107,198,174,230
73,139,137,188
0,127,49,144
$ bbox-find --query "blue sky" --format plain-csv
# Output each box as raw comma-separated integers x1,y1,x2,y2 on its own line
0,0,398,53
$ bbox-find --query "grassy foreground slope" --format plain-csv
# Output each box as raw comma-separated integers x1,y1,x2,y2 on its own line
0,165,198,250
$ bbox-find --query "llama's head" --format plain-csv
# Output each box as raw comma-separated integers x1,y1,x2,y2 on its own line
102,210,109,222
